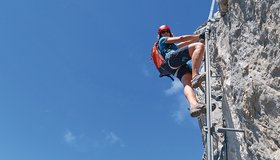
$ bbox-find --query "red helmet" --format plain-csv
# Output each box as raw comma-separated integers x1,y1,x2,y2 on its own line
158,25,171,34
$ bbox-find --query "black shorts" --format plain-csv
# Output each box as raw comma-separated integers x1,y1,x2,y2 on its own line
167,45,192,80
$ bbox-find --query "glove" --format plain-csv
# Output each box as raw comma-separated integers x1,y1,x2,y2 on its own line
199,29,211,40
199,31,206,40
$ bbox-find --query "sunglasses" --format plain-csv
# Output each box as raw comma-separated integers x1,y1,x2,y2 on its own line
161,30,170,34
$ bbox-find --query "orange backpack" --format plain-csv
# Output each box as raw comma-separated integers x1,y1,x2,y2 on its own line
151,42,174,80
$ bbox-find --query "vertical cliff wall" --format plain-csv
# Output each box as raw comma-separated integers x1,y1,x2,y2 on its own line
197,0,280,159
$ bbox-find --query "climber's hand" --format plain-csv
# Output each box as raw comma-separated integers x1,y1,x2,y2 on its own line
199,32,205,40
199,29,211,40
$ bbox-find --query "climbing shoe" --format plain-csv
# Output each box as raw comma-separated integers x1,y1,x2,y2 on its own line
190,103,217,117
191,72,206,88
190,103,206,117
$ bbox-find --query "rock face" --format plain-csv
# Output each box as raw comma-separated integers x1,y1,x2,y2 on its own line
197,0,280,159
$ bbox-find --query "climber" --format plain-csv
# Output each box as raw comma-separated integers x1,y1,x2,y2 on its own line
156,25,208,117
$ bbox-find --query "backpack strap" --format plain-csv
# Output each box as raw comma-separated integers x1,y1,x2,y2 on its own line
151,41,174,81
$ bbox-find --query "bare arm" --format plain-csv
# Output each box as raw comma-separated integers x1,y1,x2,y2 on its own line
164,34,200,44
177,40,192,48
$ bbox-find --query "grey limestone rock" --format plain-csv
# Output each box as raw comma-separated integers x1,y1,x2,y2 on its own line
196,0,280,159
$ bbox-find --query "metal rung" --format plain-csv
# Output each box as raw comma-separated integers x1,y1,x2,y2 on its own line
211,75,221,78
208,18,216,22
203,127,245,134
216,127,245,133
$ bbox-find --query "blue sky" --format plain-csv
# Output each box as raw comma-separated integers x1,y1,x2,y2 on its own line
0,0,218,159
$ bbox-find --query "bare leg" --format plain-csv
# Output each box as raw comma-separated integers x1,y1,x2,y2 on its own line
181,73,197,109
188,42,205,79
